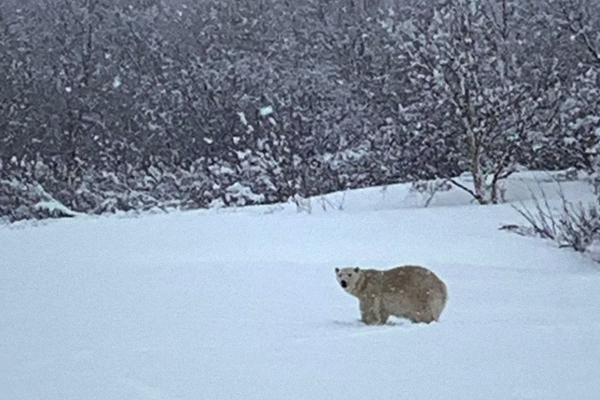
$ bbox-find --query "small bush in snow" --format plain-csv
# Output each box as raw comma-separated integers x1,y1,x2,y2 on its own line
410,179,453,207
0,177,76,222
511,182,600,260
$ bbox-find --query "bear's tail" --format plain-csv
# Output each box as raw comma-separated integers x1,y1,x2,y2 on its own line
432,280,448,321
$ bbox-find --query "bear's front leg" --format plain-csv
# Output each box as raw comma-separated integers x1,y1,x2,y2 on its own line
359,297,387,325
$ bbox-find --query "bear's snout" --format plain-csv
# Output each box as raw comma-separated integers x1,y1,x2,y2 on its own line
340,280,348,288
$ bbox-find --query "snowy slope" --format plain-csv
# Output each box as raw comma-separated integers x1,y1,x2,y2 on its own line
1,173,599,400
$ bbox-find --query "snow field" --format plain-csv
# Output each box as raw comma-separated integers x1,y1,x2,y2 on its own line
1,174,600,399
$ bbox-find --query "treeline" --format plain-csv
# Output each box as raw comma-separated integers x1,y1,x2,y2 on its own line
1,0,598,221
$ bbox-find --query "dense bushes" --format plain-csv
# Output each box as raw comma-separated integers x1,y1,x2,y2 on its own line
0,0,598,222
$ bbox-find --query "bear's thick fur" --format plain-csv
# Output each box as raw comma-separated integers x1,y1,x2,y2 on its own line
335,265,447,324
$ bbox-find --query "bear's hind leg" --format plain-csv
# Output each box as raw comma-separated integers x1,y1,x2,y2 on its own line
407,309,435,324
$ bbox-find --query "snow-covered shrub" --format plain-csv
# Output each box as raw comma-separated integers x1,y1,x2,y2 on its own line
0,176,77,222
410,179,453,208
2,0,600,222
391,0,564,204
511,181,600,260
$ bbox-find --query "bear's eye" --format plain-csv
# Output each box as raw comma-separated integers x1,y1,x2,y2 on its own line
348,273,352,277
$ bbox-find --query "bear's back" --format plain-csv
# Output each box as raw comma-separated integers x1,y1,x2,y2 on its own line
382,265,447,322
383,265,442,288
384,266,446,296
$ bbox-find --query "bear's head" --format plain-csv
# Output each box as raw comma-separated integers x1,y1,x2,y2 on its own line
335,267,361,292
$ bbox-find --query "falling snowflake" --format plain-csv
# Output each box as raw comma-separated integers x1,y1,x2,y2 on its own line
259,106,273,116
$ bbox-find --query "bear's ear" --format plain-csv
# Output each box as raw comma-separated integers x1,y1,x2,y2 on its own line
354,267,360,273
335,267,340,273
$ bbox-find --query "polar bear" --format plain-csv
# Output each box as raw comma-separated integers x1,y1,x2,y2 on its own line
335,265,447,325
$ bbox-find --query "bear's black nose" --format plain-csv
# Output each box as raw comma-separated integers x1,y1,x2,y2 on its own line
341,281,347,288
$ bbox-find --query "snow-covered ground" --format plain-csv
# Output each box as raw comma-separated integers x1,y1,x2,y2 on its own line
1,172,599,400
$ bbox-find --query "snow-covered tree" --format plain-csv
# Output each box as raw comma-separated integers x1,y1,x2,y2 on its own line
2,0,598,221
392,0,564,204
